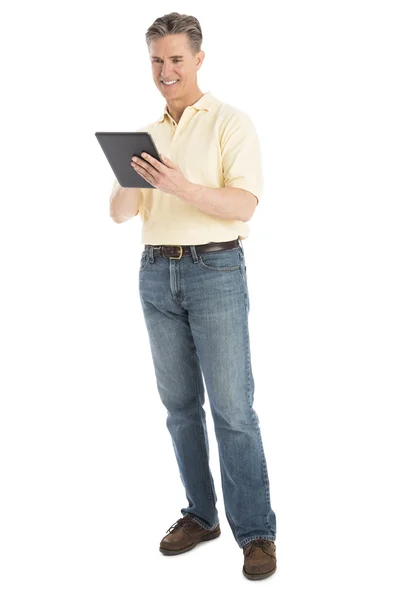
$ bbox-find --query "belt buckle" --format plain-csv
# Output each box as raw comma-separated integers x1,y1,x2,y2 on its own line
168,245,183,260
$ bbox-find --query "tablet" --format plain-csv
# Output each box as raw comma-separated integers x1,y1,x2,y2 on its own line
95,132,162,188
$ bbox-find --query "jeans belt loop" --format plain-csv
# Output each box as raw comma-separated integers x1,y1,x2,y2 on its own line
189,245,199,263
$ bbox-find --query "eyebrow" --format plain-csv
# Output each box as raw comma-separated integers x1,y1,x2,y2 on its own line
151,55,184,59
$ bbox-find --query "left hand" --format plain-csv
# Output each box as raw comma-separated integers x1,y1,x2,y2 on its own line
131,152,191,197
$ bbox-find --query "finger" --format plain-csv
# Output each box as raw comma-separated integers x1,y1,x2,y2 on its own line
134,168,153,186
160,153,175,167
132,157,150,169
134,164,156,185
141,152,166,172
133,158,158,179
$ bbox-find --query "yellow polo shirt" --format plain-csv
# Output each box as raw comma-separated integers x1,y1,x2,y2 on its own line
110,91,263,245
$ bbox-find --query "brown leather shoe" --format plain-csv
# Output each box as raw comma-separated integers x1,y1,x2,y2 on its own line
242,539,277,580
159,515,221,555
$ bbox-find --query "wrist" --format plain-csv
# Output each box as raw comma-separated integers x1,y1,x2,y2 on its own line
179,181,201,203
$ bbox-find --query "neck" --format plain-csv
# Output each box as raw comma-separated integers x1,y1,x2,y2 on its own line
166,88,205,123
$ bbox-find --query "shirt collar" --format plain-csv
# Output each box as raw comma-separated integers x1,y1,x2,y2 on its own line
157,91,215,123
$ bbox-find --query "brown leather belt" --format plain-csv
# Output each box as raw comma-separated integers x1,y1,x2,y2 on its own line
144,238,240,259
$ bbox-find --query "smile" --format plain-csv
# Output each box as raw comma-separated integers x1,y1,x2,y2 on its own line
161,80,179,86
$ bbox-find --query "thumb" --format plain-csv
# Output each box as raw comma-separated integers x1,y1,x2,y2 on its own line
161,153,174,167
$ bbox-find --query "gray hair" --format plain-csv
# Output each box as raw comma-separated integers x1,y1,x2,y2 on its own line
145,12,203,54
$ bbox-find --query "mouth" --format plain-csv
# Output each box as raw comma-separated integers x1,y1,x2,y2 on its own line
160,79,179,87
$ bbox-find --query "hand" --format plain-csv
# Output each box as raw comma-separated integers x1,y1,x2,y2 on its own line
131,152,191,197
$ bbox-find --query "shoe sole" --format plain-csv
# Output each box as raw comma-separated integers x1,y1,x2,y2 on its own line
159,528,221,555
242,563,277,580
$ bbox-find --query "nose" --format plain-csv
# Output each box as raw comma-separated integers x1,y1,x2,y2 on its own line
161,63,174,79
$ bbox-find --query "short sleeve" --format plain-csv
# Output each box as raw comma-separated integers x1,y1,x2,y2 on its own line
220,111,263,204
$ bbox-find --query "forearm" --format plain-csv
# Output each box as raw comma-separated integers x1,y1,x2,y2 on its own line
179,183,256,222
109,185,140,223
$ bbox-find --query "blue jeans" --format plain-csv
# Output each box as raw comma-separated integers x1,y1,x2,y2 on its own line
138,239,277,548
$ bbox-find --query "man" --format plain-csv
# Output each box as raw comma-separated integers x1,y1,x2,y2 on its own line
109,12,277,580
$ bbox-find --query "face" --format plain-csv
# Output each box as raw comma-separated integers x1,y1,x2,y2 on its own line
149,33,204,100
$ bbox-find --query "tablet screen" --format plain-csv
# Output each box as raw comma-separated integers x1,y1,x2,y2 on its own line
95,132,162,188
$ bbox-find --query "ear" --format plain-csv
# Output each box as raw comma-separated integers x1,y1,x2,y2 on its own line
197,50,205,69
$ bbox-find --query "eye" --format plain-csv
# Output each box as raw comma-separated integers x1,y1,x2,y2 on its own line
152,58,182,64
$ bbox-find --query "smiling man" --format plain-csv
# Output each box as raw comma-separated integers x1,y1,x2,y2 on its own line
109,12,277,581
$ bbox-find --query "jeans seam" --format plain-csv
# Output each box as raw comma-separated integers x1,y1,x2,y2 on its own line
186,514,216,531
193,345,217,524
241,262,273,536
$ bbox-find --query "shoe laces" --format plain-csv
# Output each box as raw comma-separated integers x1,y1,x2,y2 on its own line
244,539,275,557
165,515,193,534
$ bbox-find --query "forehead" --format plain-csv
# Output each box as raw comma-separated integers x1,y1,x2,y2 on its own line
149,33,191,57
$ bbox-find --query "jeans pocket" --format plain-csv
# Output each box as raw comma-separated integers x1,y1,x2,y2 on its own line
139,251,150,272
198,248,241,271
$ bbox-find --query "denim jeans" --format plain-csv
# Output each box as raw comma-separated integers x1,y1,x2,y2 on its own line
138,239,277,548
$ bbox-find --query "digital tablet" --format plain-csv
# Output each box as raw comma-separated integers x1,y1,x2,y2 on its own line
95,132,162,188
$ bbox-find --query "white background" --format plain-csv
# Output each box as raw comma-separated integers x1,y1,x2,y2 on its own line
1,0,399,598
